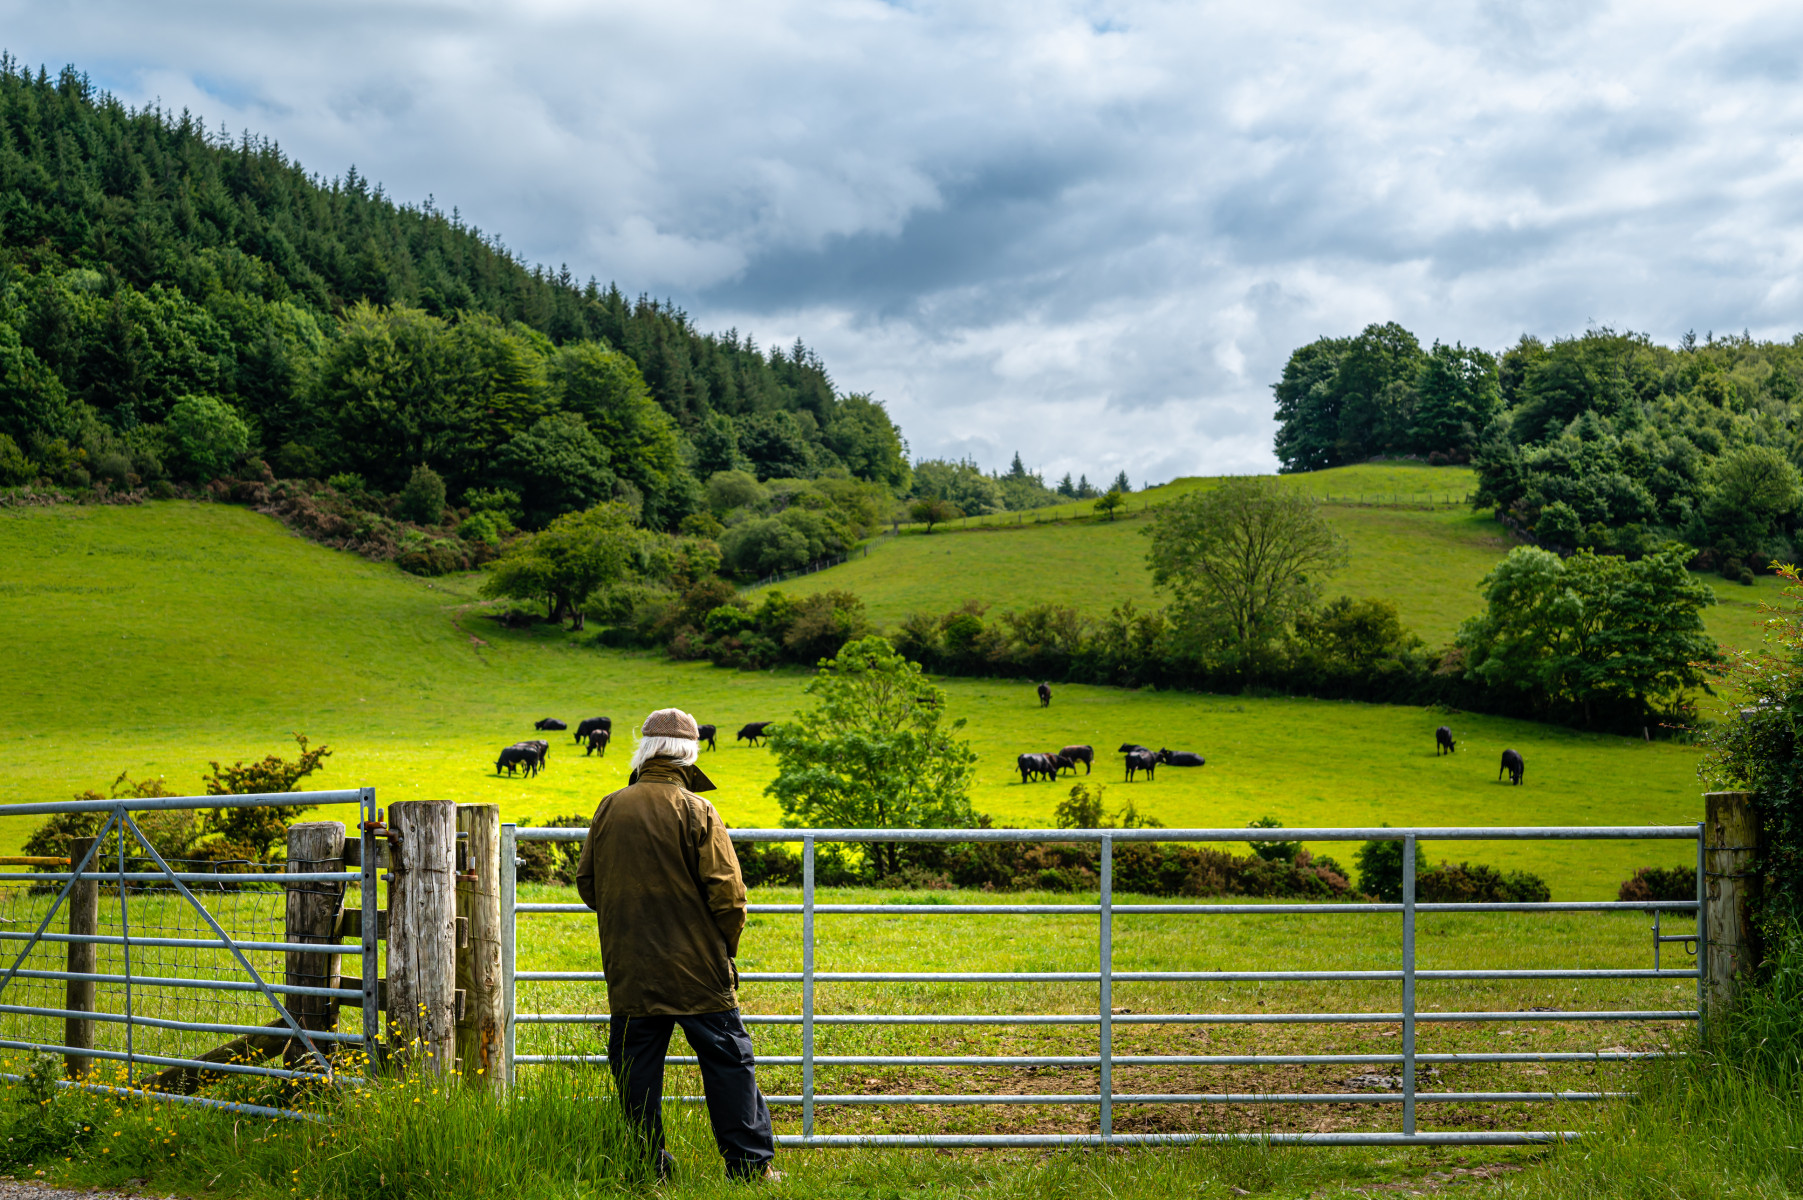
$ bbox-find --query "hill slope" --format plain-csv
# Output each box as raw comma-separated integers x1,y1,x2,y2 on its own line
775,462,1785,651
0,499,1711,897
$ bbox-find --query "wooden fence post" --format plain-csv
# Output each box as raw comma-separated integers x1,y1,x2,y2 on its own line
285,822,346,1053
1705,790,1762,1016
64,836,97,1079
387,801,457,1073
456,804,505,1090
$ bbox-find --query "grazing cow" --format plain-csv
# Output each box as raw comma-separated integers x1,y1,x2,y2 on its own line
1124,748,1157,782
517,739,550,769
696,723,718,752
1050,753,1077,777
1499,748,1525,785
1436,726,1455,756
1117,743,1147,754
496,745,539,777
1059,745,1094,775
737,721,774,747
1017,753,1059,783
1156,749,1206,767
585,728,611,757
534,717,567,731
1037,683,1052,708
575,716,612,745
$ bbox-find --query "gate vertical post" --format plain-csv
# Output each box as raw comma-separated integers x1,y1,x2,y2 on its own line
63,836,98,1079
500,822,517,1086
285,821,347,1051
1704,792,1760,1017
387,800,458,1074
1695,823,1707,1039
1401,833,1417,1137
456,804,504,1091
802,835,816,1142
116,805,133,1084
1099,833,1114,1144
358,788,380,1068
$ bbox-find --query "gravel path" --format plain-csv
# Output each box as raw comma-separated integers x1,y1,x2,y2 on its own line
0,1180,171,1200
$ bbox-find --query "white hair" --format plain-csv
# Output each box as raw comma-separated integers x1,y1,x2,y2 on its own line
630,733,699,773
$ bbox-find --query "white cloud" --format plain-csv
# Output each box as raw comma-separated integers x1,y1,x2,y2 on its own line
4,0,1803,479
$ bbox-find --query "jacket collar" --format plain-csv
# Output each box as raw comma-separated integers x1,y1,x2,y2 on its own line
630,756,717,792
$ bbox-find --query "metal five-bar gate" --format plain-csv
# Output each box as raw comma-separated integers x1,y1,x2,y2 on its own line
0,789,380,1119
502,823,1704,1148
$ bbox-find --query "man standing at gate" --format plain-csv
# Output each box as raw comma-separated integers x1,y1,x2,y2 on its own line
575,707,778,1182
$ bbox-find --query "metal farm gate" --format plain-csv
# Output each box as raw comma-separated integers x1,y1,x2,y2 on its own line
0,789,380,1119
501,823,1705,1149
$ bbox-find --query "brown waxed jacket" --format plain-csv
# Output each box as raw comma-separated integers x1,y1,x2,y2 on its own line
575,757,747,1016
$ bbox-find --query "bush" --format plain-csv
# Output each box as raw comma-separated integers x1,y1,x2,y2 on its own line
1245,815,1301,863
516,814,588,884
1354,834,1429,901
1619,865,1695,903
1417,861,1551,903
0,432,36,485
736,839,803,887
0,1054,105,1170
164,394,250,481
396,463,446,525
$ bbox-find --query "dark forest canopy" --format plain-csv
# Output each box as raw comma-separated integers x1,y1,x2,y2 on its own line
0,59,910,527
1272,321,1803,579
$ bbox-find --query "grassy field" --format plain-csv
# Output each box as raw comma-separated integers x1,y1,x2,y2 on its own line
778,462,1789,653
0,501,1717,898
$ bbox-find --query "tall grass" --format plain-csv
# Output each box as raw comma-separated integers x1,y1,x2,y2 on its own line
1502,928,1803,1199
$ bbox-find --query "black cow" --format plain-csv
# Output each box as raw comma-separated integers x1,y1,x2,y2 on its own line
534,718,567,731
737,722,774,747
1156,749,1206,767
496,745,539,777
1124,748,1157,782
1117,743,1147,754
1499,748,1525,785
1037,683,1052,708
1436,726,1455,756
1017,753,1057,783
696,723,718,752
518,739,549,769
575,716,612,745
1059,745,1094,775
1049,753,1076,777
585,728,611,757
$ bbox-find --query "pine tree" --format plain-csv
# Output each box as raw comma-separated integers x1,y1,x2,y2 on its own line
1110,470,1132,494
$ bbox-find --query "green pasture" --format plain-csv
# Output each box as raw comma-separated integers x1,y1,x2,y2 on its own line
782,468,1789,655
0,502,1713,898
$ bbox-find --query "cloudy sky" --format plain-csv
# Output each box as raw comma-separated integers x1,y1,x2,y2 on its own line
7,1,1803,483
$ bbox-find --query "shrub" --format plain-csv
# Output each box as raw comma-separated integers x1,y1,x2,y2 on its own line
0,432,36,485
1620,865,1696,903
1246,815,1301,863
164,394,250,481
516,814,588,884
736,839,803,887
1417,861,1551,903
396,463,447,524
0,1054,105,1170
1354,833,1429,901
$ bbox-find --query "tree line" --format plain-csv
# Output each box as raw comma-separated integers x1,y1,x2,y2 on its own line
1273,320,1803,579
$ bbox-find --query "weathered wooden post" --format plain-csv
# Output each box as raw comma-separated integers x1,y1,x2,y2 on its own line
285,822,347,1052
1704,791,1762,1015
455,804,505,1090
386,800,458,1073
64,836,97,1079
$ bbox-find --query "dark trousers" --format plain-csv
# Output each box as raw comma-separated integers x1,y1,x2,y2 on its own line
607,1008,775,1177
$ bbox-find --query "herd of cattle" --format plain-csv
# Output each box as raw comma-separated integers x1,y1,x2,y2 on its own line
494,718,777,776
1016,743,1205,784
488,693,1529,788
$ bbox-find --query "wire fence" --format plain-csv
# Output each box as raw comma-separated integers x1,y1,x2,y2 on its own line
503,823,1704,1149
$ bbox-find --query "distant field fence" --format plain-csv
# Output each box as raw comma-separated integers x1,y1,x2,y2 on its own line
743,545,868,591
502,822,1706,1149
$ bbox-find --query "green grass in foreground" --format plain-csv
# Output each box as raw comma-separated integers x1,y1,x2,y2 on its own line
0,501,1712,896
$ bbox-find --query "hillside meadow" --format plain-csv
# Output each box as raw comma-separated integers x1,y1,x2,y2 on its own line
778,461,1787,652
0,500,1715,897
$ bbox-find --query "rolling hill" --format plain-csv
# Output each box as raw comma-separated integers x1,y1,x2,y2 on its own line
0,496,1720,898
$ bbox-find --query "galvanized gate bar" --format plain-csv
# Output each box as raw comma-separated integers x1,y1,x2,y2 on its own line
0,967,360,999
517,900,1698,915
516,825,1699,842
516,1008,1697,1025
1098,833,1113,1143
801,834,816,1140
1402,832,1417,1137
500,820,518,1085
